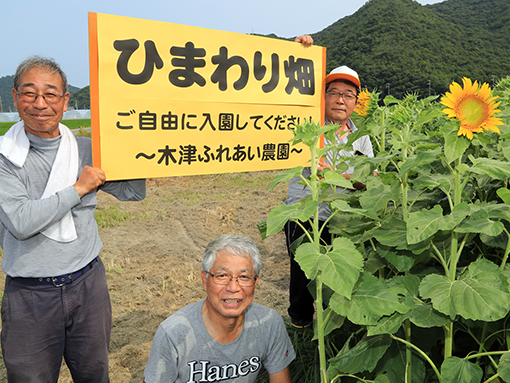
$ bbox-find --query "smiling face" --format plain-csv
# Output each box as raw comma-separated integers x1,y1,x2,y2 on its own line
325,80,358,126
201,251,258,320
12,67,69,139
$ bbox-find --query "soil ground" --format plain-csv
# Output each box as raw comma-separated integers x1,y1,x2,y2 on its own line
0,171,293,382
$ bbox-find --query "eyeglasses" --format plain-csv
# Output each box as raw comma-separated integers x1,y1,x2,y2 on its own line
326,90,357,102
207,272,258,287
15,90,64,105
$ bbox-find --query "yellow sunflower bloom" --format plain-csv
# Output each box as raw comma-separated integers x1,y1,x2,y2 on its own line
355,89,371,116
441,77,503,140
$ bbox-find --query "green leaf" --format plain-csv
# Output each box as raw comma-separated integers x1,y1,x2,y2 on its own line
322,171,353,189
444,128,470,164
374,217,408,248
455,208,504,236
407,205,444,244
469,156,510,180
419,259,510,321
328,334,392,375
295,237,364,298
407,204,469,244
389,275,450,328
377,247,415,273
367,312,406,336
359,179,396,213
330,273,411,325
440,357,483,383
268,166,304,191
498,351,510,382
318,308,345,339
265,201,317,237
497,187,510,205
502,141,510,161
329,200,378,220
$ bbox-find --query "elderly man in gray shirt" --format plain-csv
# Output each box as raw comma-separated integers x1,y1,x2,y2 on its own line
0,56,146,382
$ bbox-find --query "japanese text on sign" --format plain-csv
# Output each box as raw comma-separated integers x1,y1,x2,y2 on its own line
89,12,325,180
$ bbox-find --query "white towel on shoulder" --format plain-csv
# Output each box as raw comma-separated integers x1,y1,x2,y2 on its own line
0,121,79,242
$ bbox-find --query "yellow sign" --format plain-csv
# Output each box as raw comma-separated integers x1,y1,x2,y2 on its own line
89,12,325,180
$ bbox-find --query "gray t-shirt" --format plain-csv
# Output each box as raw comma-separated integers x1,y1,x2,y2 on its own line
144,299,296,383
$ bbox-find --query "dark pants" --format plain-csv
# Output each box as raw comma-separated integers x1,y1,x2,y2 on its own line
284,220,331,324
1,258,112,383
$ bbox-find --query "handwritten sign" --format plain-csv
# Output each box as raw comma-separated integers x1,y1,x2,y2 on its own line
89,12,326,180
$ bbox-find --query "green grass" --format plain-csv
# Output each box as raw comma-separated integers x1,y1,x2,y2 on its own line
94,204,133,230
0,119,91,135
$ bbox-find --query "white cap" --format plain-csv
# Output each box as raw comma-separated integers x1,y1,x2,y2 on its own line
325,65,360,88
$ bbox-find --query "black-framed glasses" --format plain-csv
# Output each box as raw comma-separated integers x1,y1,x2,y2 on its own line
207,272,258,287
15,90,64,105
326,90,357,101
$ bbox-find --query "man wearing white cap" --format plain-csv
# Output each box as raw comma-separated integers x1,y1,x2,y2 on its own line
284,62,374,329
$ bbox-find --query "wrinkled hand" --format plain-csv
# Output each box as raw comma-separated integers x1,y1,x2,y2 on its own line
73,166,106,197
294,35,314,47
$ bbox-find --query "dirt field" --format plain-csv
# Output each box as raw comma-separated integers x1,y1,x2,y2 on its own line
0,171,292,382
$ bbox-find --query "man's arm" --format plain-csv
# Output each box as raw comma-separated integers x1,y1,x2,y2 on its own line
269,366,292,383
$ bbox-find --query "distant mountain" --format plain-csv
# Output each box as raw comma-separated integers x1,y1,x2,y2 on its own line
312,0,510,98
1,0,508,110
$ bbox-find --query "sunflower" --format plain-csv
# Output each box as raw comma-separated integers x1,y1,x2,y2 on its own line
441,77,503,140
355,89,371,116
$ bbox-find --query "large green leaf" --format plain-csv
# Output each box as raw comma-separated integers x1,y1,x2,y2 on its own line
322,171,353,189
295,237,364,298
412,173,454,194
367,312,406,336
265,201,317,236
372,341,426,383
407,203,469,244
374,217,408,248
497,187,510,205
377,246,415,272
444,128,470,164
498,351,510,382
330,199,379,220
440,357,483,383
455,208,504,236
330,273,411,325
328,334,392,376
389,275,451,328
268,166,304,191
469,155,510,180
359,177,399,213
419,259,510,321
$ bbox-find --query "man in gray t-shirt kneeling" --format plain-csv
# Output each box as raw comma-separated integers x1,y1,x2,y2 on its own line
144,235,295,383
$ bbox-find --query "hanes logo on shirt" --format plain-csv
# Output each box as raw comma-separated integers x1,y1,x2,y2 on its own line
187,357,261,382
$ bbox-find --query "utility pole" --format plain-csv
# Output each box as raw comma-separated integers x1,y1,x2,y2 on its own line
428,80,431,97
386,83,390,95
0,96,3,113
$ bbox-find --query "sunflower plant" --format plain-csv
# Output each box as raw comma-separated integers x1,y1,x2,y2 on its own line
261,76,510,383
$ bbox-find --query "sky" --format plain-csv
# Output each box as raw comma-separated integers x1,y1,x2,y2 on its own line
1,0,443,89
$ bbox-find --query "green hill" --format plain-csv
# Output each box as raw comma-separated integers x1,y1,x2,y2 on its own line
312,0,510,98
0,0,508,108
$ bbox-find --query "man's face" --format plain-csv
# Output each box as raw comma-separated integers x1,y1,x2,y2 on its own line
201,251,258,320
324,80,358,126
12,67,69,139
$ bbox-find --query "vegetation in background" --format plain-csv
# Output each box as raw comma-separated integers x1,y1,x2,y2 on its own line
0,0,508,111
0,119,91,136
261,75,510,383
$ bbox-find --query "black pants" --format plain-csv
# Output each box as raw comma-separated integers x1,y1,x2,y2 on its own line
284,220,331,324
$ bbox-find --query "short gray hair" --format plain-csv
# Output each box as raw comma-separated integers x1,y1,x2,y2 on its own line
13,55,68,93
202,235,261,276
